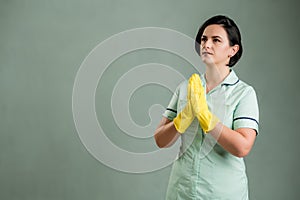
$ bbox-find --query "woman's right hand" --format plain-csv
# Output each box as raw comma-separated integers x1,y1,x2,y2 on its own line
173,77,195,134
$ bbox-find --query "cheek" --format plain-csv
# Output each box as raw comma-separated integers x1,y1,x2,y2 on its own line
218,46,231,56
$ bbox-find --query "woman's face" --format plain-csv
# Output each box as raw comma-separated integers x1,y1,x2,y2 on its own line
200,24,238,67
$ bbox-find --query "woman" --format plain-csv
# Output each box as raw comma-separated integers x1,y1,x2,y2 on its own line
154,15,259,200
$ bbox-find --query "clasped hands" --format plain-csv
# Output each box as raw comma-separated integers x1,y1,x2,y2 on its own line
173,74,220,134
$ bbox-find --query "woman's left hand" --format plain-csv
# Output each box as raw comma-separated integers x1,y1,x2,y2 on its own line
189,74,219,133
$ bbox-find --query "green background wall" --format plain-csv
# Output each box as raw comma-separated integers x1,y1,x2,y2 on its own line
1,0,299,199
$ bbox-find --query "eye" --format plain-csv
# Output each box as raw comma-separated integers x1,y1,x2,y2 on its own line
201,37,207,42
213,38,221,43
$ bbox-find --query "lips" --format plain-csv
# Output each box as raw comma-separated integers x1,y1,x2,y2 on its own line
202,51,213,55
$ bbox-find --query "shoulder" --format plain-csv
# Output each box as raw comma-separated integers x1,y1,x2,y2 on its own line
235,79,257,96
178,79,188,89
223,70,256,94
175,80,188,100
224,77,258,107
173,79,188,93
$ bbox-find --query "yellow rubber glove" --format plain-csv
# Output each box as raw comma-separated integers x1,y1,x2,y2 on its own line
173,78,195,134
190,74,220,133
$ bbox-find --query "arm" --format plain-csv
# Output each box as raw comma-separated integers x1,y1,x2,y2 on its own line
210,85,259,158
155,79,195,148
190,73,259,158
154,117,181,148
209,123,256,157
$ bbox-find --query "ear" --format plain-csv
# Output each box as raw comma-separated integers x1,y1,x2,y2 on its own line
229,45,239,57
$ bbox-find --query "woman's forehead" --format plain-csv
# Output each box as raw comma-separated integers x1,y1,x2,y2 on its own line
202,24,227,38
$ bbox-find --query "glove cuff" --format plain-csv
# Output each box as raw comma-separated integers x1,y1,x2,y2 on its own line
206,114,220,133
198,113,220,133
173,116,185,134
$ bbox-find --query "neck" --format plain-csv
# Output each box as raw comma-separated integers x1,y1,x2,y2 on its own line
204,64,230,92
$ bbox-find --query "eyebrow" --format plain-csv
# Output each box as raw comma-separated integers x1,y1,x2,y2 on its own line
202,35,223,39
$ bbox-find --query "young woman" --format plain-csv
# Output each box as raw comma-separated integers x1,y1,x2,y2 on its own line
154,15,259,200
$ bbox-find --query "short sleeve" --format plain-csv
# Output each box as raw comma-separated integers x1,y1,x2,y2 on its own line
233,86,259,135
162,85,180,121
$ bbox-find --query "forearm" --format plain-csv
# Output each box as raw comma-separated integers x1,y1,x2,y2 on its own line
154,120,180,148
208,123,256,157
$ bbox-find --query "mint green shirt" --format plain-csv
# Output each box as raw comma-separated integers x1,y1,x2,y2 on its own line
163,70,259,200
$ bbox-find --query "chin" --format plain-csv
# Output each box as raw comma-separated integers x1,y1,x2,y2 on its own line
201,58,214,65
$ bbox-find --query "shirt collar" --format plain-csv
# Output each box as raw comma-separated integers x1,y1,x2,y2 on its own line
221,69,239,86
200,69,240,88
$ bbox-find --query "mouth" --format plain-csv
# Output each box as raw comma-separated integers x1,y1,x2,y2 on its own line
201,51,213,55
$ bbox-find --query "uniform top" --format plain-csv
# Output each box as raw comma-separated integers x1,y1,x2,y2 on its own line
163,70,259,200
163,69,259,135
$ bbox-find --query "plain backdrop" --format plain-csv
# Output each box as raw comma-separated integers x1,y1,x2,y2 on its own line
1,0,299,199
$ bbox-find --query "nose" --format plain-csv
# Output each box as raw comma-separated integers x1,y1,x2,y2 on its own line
202,39,212,49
